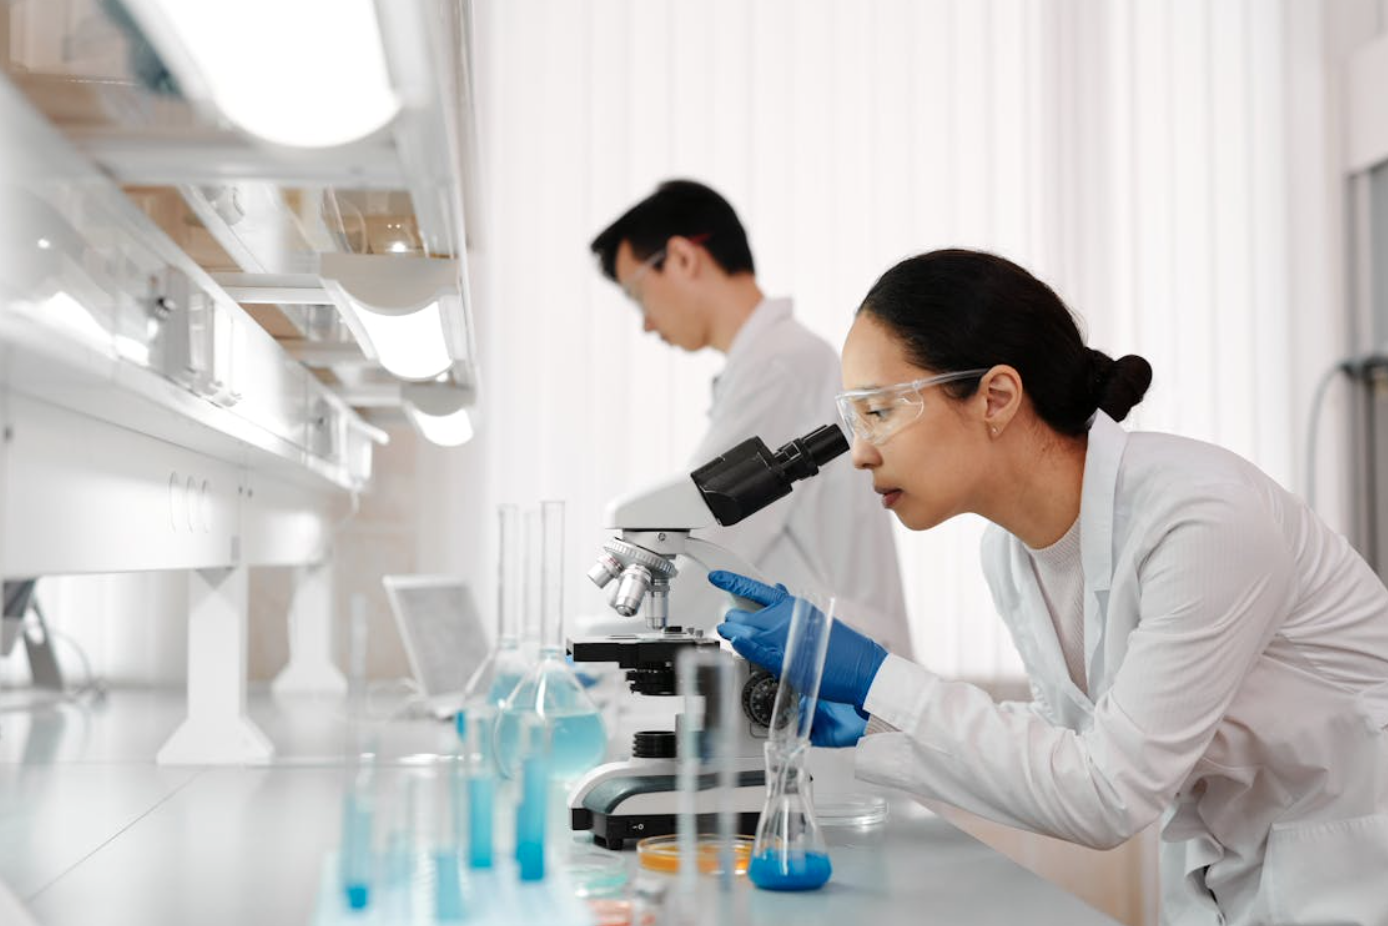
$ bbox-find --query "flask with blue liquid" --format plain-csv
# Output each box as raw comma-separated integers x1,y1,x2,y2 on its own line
495,500,607,783
747,596,834,892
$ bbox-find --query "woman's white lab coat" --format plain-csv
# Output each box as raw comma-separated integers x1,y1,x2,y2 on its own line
855,412,1388,925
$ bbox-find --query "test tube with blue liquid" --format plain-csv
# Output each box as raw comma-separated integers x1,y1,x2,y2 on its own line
515,713,551,882
747,595,834,892
338,760,374,910
339,594,375,911
432,763,466,922
463,705,497,869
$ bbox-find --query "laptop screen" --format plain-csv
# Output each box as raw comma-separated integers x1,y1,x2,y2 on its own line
382,575,488,702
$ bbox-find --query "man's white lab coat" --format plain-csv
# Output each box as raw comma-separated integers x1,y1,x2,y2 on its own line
856,412,1388,925
686,298,911,655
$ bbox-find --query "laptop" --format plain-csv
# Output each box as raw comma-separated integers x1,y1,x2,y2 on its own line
382,574,489,720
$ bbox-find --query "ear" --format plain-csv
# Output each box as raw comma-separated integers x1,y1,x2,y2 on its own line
664,235,703,279
978,365,1022,437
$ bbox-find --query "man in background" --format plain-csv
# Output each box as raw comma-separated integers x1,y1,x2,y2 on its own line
590,179,910,655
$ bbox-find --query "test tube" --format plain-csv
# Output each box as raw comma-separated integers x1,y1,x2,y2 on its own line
539,499,565,653
674,648,742,898
379,771,418,921
520,508,543,654
467,705,497,869
516,713,551,882
338,761,374,910
433,764,465,922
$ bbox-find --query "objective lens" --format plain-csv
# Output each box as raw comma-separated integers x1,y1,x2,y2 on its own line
613,564,652,617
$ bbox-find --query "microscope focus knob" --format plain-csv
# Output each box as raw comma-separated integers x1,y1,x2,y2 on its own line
741,669,780,728
632,730,677,759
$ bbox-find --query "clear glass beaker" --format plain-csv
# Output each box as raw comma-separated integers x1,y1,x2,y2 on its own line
495,501,607,783
747,596,833,892
461,504,531,710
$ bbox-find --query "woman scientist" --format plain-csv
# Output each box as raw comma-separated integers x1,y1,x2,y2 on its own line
710,249,1388,925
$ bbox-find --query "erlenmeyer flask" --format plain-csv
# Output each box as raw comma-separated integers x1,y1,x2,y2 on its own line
747,596,833,891
495,501,607,782
461,504,530,710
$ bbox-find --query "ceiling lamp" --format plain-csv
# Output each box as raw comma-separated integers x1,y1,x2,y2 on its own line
319,254,464,382
402,382,475,447
124,0,400,148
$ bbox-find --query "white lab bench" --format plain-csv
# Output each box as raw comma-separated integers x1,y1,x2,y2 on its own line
0,688,1121,926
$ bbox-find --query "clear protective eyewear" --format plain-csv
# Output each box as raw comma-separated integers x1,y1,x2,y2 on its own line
835,368,989,446
620,246,667,305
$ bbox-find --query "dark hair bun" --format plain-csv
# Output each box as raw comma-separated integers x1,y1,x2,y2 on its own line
1090,349,1152,423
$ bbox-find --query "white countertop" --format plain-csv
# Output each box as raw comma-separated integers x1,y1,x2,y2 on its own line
0,687,1120,925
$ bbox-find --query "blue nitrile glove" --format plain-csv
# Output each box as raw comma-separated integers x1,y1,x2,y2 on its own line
810,699,869,748
710,570,889,710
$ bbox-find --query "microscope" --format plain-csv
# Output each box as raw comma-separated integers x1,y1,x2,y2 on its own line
568,423,850,849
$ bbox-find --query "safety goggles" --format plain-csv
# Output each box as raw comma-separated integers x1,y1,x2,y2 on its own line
620,246,667,305
618,234,712,307
835,369,989,446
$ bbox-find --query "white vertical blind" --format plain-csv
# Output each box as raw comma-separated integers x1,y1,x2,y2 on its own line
457,0,1305,680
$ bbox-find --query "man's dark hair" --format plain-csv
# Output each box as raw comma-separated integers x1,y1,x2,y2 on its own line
590,179,755,281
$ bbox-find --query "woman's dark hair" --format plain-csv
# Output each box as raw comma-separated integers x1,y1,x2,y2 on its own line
859,250,1151,436
590,179,755,280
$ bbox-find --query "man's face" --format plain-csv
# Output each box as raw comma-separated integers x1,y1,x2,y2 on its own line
614,239,707,351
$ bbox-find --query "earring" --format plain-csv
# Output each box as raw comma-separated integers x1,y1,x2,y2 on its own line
990,426,998,437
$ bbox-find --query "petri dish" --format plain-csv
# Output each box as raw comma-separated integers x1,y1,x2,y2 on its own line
566,847,630,898
636,834,754,875
587,898,634,926
816,793,889,827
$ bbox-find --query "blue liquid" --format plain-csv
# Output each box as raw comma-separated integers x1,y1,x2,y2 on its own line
344,883,369,910
339,792,372,909
495,710,606,781
486,670,524,706
468,775,494,869
747,850,833,891
517,755,548,882
433,850,464,921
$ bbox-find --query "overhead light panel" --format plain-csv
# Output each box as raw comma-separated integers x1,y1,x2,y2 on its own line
403,382,475,447
319,254,464,382
124,0,400,148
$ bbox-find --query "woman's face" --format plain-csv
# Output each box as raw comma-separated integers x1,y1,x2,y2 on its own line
840,312,988,531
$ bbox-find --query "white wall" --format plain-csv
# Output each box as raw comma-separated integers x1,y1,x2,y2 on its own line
22,1,1376,691
405,0,1351,682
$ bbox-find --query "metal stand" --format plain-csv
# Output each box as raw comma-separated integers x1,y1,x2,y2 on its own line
157,566,274,765
2,579,64,691
271,559,348,697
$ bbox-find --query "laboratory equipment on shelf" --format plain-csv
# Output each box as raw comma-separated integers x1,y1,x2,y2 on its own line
567,425,852,848
747,597,833,892
462,504,530,710
495,501,607,783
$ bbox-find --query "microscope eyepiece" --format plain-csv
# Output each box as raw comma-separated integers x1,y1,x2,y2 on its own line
771,424,850,481
689,423,850,527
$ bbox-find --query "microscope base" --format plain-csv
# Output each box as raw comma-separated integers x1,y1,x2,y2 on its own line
568,758,766,850
572,807,763,851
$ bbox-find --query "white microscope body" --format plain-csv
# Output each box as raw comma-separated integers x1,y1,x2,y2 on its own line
568,425,849,849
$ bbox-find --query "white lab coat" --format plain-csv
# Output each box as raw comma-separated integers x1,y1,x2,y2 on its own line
855,411,1388,925
682,297,911,655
